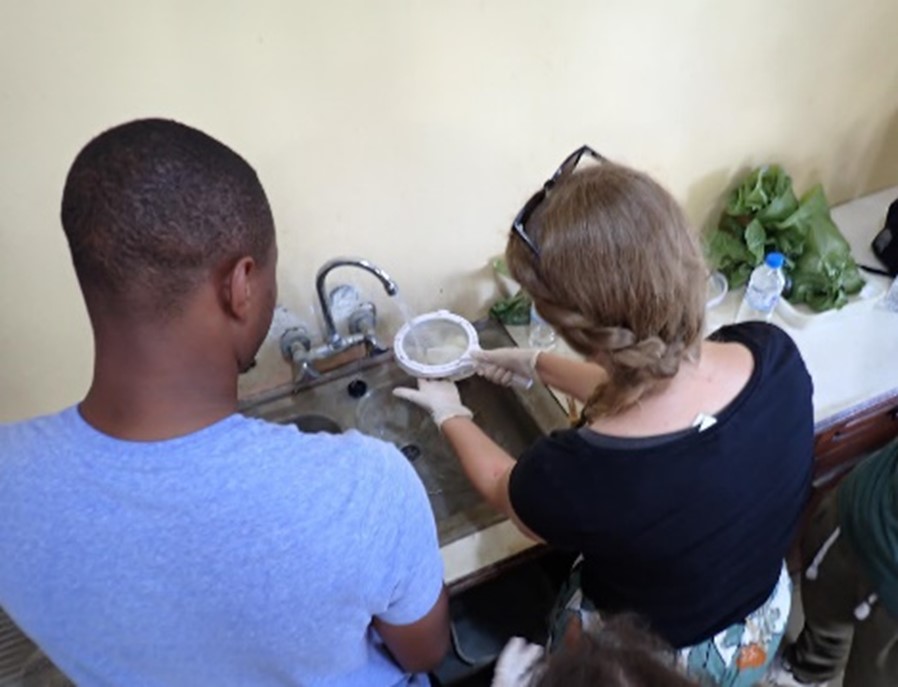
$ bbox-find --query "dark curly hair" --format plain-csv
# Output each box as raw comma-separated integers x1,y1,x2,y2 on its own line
61,118,274,317
535,615,698,687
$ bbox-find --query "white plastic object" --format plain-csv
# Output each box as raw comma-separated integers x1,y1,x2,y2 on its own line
882,276,898,313
777,279,886,329
393,310,532,388
706,271,728,309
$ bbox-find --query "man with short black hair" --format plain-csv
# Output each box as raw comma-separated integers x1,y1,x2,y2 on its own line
0,119,449,686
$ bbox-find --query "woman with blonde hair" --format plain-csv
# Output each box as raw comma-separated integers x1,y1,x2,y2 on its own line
395,147,814,686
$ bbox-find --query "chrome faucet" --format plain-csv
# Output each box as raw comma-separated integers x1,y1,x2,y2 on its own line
316,257,399,350
279,325,320,386
279,257,399,390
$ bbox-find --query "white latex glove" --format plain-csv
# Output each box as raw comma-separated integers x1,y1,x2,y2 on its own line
471,348,541,387
491,637,544,687
392,379,473,427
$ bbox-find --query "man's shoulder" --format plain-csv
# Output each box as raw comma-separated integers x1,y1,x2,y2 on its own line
0,408,72,451
241,418,408,472
1,410,411,491
234,418,419,504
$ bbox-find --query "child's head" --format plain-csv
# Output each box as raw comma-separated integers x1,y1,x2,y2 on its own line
505,157,707,421
535,616,698,687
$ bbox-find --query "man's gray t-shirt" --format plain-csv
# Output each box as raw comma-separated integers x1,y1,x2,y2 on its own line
0,407,444,686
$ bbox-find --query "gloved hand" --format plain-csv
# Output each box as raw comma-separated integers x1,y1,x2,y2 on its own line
392,379,473,428
491,636,544,687
471,348,541,387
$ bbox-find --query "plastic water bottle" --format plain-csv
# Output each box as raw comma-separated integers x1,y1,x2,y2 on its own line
883,275,898,313
528,303,557,349
736,252,787,323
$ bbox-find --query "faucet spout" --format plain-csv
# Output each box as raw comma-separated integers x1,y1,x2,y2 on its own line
316,257,399,348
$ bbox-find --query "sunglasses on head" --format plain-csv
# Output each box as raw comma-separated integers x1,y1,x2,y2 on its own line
510,145,606,258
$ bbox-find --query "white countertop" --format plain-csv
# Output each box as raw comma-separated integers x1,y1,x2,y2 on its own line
707,185,898,427
441,185,898,587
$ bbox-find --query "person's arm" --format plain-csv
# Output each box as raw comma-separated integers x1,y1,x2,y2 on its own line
373,587,450,673
472,348,607,403
393,380,543,542
534,352,607,403
440,416,543,542
364,438,451,673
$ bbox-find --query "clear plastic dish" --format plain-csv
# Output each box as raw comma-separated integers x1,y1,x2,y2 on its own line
706,271,728,309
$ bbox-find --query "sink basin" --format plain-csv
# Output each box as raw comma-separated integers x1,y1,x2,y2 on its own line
240,319,567,547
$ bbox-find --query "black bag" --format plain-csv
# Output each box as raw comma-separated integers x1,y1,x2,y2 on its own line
872,198,898,277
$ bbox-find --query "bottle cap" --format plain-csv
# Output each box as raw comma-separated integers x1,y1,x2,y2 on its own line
765,252,785,269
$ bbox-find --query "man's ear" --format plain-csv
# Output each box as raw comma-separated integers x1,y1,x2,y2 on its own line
221,256,256,320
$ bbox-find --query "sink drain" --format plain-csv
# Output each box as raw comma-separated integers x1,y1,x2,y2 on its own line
347,379,368,398
400,444,422,462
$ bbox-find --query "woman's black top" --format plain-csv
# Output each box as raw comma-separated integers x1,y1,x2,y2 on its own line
508,322,814,648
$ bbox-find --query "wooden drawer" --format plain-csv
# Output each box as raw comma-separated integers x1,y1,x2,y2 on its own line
813,391,898,489
789,391,898,574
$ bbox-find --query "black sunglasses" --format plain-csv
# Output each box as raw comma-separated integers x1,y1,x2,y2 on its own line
510,145,606,257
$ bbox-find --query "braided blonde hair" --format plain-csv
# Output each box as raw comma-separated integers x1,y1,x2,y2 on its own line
506,162,706,422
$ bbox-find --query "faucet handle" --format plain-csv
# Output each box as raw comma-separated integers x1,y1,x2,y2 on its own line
279,326,312,361
347,302,377,336
348,303,389,354
327,284,362,332
280,326,321,387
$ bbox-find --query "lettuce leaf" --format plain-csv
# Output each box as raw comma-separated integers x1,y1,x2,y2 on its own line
706,166,863,311
726,164,799,223
489,289,532,325
784,186,865,311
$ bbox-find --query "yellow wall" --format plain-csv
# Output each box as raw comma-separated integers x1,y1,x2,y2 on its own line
2,0,897,421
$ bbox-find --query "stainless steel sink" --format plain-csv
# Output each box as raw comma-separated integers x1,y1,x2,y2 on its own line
240,319,568,547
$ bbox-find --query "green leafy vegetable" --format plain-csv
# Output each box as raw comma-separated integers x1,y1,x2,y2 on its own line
489,289,532,325
491,256,511,277
744,219,767,263
706,165,863,312
787,186,865,310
